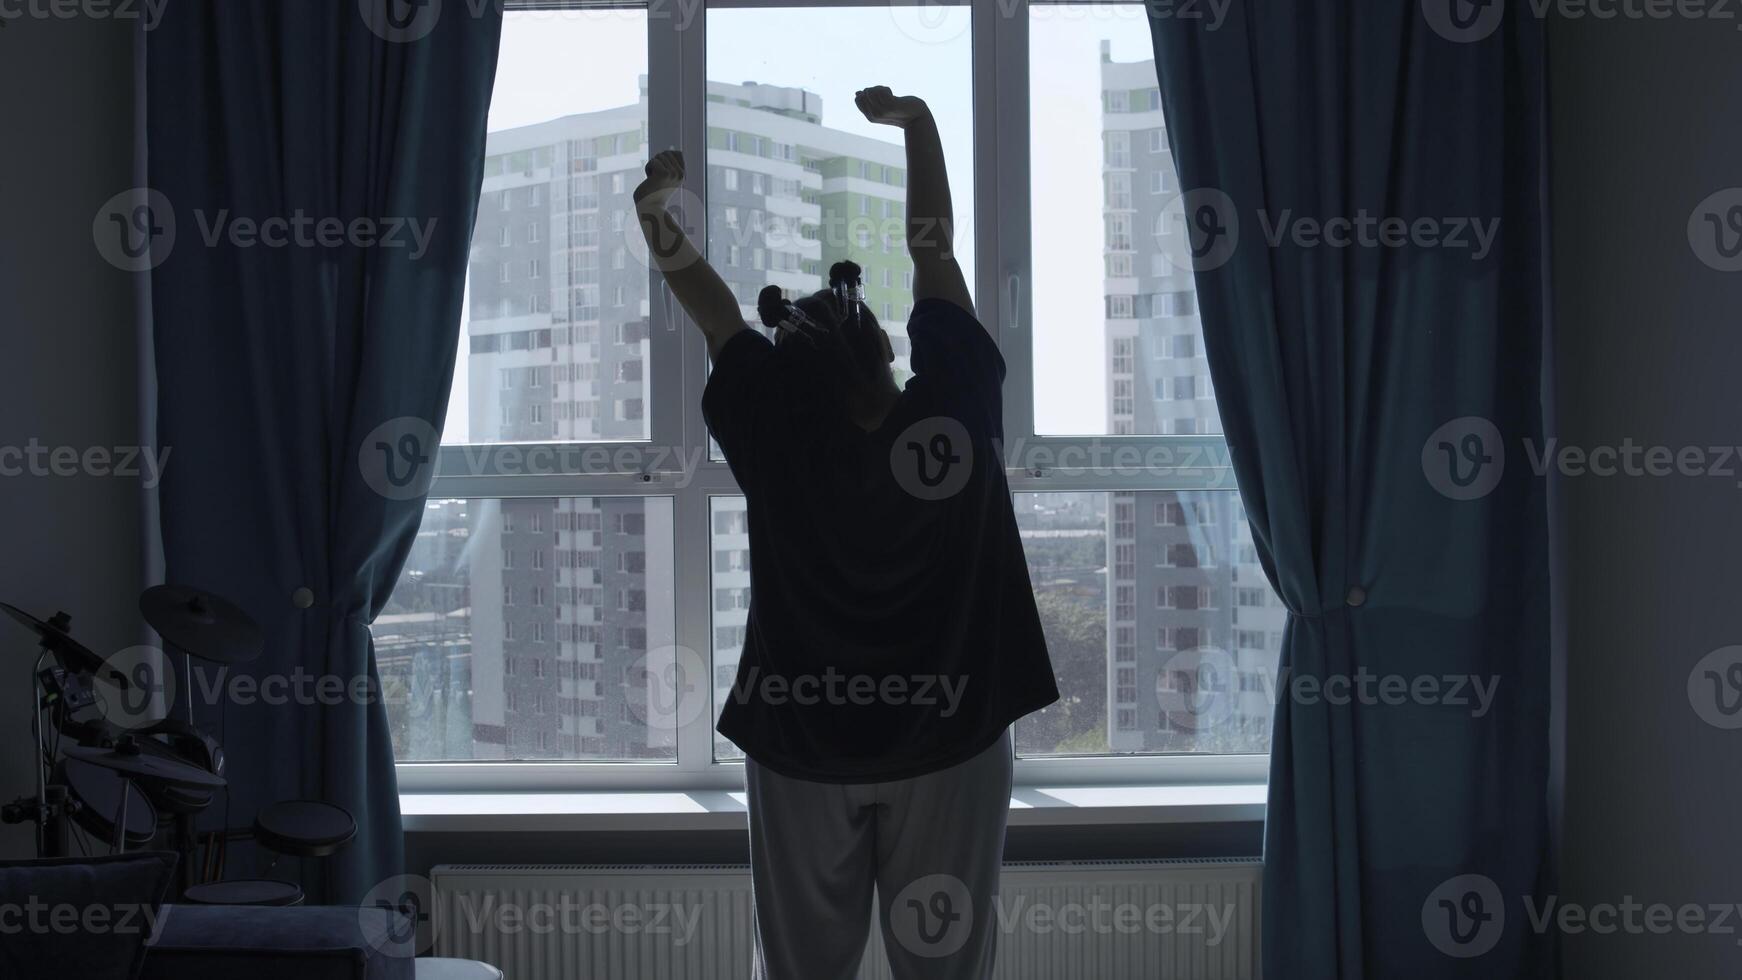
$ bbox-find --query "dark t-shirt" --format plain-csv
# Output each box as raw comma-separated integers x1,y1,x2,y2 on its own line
702,297,1060,783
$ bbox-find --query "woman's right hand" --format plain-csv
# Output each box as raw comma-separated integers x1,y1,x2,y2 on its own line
633,149,684,205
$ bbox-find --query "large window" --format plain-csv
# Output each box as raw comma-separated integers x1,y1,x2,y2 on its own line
381,0,1277,793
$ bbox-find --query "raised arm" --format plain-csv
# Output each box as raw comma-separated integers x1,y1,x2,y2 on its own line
632,150,747,360
854,87,974,318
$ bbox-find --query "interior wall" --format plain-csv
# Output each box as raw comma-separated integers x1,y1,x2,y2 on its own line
4,19,1741,967
0,15,141,859
1548,13,1742,980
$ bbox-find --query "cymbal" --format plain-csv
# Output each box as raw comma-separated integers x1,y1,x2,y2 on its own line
64,738,227,789
0,602,110,675
140,585,263,665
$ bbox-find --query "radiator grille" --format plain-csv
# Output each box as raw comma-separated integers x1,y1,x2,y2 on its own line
431,860,1261,979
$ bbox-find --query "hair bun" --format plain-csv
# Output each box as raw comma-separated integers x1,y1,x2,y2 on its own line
828,260,862,287
756,284,791,330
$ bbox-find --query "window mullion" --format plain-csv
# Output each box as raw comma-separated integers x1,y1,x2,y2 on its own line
985,0,1036,448
659,2,721,774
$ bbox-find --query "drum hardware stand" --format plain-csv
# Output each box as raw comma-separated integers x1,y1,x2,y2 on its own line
1,631,83,858
104,737,147,855
1,785,74,859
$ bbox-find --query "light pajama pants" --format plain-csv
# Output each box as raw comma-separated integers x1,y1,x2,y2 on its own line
744,729,1014,980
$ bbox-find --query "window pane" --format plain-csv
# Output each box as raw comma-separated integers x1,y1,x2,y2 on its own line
1030,4,1216,437
1015,490,1284,757
706,4,977,392
378,496,676,762
709,496,751,761
445,9,652,445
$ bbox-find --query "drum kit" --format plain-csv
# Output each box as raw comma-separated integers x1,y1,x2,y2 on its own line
2,586,357,905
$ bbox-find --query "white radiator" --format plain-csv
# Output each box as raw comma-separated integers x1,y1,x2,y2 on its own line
430,859,1261,980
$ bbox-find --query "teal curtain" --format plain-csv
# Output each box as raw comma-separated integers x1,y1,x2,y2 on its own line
146,1,502,902
1146,4,1555,976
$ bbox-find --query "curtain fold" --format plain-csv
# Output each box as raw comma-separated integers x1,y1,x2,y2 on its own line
1147,5,1553,977
146,1,502,902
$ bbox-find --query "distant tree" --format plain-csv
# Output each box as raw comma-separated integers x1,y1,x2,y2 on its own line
1016,591,1108,755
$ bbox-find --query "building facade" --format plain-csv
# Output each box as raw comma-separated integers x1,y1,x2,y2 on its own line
1100,44,1286,754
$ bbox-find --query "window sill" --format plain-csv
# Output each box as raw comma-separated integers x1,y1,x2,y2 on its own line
400,783,1266,833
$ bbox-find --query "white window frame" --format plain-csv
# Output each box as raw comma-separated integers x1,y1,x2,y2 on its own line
396,0,1259,796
